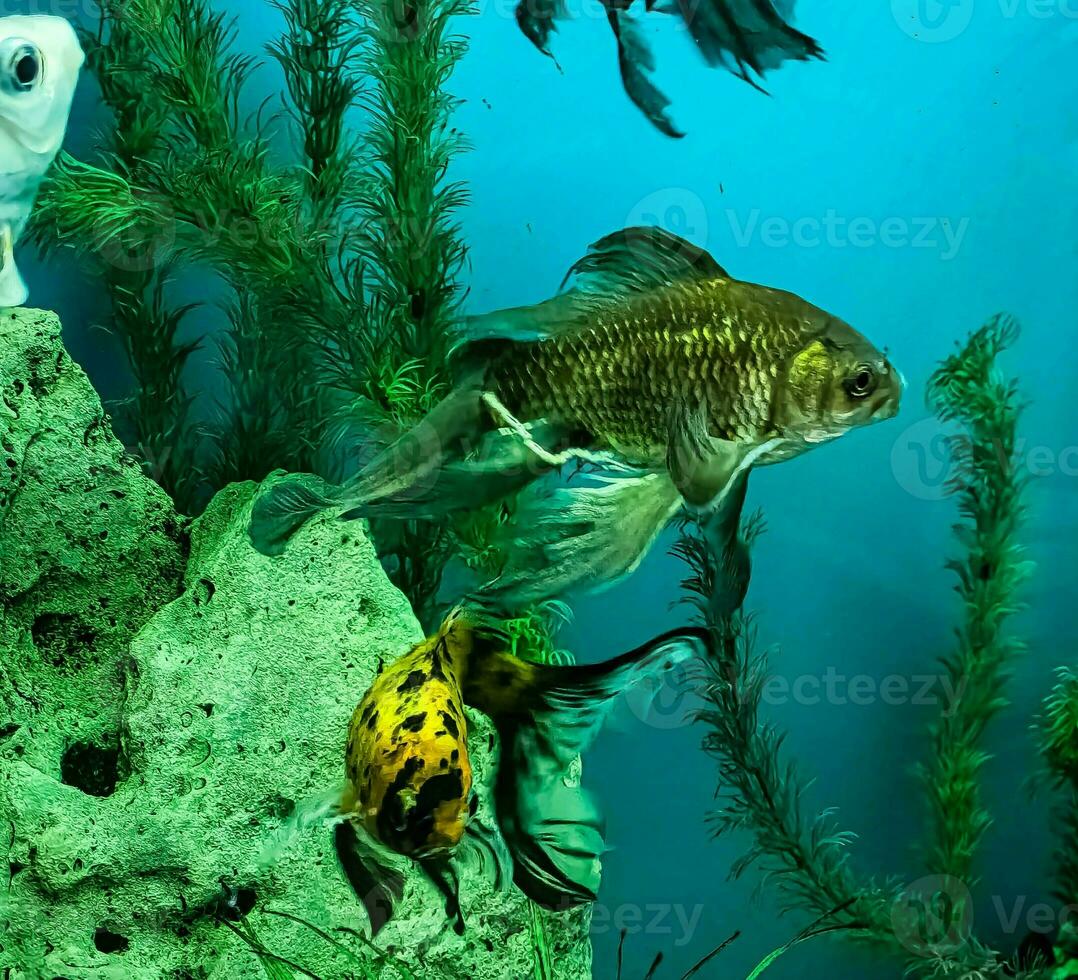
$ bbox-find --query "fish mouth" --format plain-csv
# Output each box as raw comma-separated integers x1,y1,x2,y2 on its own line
870,366,904,422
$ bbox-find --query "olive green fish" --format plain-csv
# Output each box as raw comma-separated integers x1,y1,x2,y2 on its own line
250,227,902,603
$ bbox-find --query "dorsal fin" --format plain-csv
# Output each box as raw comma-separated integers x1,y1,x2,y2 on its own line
460,227,729,347
562,226,729,297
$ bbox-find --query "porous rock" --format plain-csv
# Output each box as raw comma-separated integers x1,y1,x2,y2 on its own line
0,309,591,979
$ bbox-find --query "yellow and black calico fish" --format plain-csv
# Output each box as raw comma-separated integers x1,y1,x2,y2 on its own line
517,0,824,137
250,227,901,604
334,607,708,935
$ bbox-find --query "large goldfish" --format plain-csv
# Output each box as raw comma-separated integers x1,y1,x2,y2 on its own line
251,227,902,603
335,606,707,934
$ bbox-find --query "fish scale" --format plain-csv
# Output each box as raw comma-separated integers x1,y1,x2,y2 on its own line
491,278,815,460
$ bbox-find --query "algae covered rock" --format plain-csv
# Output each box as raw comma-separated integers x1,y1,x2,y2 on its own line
0,308,186,780
0,310,591,978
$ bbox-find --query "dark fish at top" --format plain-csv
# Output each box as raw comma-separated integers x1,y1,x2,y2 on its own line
249,227,902,604
517,0,824,136
335,605,707,935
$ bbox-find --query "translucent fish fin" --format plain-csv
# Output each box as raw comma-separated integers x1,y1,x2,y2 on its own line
418,856,465,935
459,811,514,893
667,399,781,511
462,226,726,348
495,749,605,910
675,0,823,82
354,422,566,520
751,0,825,60
516,0,565,59
485,471,683,605
460,292,598,345
608,9,683,138
333,821,405,938
473,627,708,768
348,381,488,505
481,629,707,910
0,225,27,307
248,471,344,556
562,226,729,297
256,787,347,873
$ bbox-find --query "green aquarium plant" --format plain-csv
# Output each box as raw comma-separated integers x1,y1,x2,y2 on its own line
676,315,1063,979
31,0,472,621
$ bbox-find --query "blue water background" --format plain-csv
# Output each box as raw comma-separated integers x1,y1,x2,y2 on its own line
18,0,1078,975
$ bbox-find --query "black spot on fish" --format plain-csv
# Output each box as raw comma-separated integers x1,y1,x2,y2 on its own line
439,711,459,739
366,710,379,731
450,749,459,763
377,757,425,846
439,758,448,769
401,712,427,733
494,670,514,688
429,639,448,681
406,771,466,849
397,670,427,693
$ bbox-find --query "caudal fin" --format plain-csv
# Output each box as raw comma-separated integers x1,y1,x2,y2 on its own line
248,471,344,556
608,8,683,138
496,759,606,910
471,627,708,909
486,471,683,606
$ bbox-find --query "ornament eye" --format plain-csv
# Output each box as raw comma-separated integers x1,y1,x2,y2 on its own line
845,365,876,399
0,40,42,94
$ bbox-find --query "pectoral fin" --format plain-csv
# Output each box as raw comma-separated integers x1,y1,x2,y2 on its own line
333,821,405,938
668,403,781,512
0,224,27,307
483,470,683,605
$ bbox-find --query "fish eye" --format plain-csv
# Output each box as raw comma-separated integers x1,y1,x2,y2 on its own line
0,40,42,94
844,364,876,400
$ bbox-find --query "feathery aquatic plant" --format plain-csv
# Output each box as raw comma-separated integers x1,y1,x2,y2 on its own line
677,318,1062,978
674,500,889,936
1037,669,1078,910
919,314,1033,885
31,0,340,499
342,0,475,625
30,0,475,620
